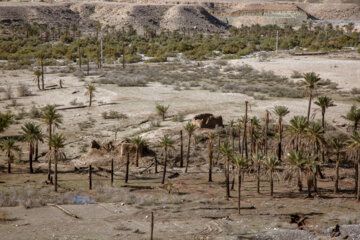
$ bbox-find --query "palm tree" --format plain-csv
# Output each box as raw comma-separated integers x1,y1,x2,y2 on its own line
48,133,66,192
37,53,45,90
156,104,169,121
330,138,345,193
86,85,96,107
228,119,236,150
288,116,309,151
235,119,242,154
21,122,41,174
34,70,42,90
184,122,196,173
342,105,360,133
302,72,321,121
273,105,290,161
220,141,233,198
263,156,281,196
302,156,318,198
252,153,263,194
0,111,13,133
342,105,360,194
314,96,335,129
232,154,248,214
287,150,307,192
42,105,62,180
347,132,360,200
306,123,325,184
0,138,20,173
160,135,174,184
207,132,216,182
131,136,147,167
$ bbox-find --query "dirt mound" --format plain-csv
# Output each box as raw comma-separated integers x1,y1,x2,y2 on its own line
298,3,360,20
161,5,228,33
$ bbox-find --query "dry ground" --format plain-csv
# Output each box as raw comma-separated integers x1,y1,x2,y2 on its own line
0,52,360,239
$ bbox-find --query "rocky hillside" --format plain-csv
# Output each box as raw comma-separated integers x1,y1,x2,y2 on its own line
0,1,359,34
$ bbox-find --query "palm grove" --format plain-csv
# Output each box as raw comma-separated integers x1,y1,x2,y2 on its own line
1,70,360,213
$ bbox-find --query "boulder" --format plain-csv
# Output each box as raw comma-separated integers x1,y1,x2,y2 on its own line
192,113,223,129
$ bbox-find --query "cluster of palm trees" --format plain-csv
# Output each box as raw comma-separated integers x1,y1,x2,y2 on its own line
0,105,66,192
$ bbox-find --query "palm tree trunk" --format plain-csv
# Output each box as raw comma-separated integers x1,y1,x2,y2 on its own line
125,152,129,183
238,169,241,214
257,164,260,194
87,58,90,76
54,153,58,192
238,129,241,154
307,171,312,198
180,130,183,168
208,140,213,182
242,101,248,159
89,94,92,107
35,140,39,162
88,164,92,190
307,91,313,121
335,153,340,193
41,60,44,90
135,147,139,167
111,159,114,186
298,168,302,192
162,148,168,184
37,77,41,90
226,157,230,198
185,135,191,173
29,143,33,174
278,118,282,161
356,151,360,201
7,154,11,174
216,136,221,166
264,111,269,156
270,170,274,196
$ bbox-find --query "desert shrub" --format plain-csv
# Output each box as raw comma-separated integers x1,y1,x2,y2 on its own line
70,98,83,106
291,70,303,79
351,88,360,95
15,108,27,120
172,112,185,122
28,105,41,118
144,56,167,63
78,118,96,131
102,111,128,120
4,86,12,100
17,83,32,97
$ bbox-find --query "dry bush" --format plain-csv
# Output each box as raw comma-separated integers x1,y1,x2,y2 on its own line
17,83,32,97
28,105,41,119
102,111,128,120
5,85,12,100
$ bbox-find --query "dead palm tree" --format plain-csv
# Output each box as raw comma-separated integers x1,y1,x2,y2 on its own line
184,122,196,173
235,119,243,154
0,138,20,173
160,135,174,184
347,132,360,200
131,136,147,167
220,141,233,199
273,105,290,161
263,156,281,196
42,105,62,180
252,153,263,194
156,104,169,121
37,53,45,90
207,132,216,182
47,133,66,192
34,70,42,90
302,72,321,121
21,122,41,174
86,84,96,107
330,138,345,193
232,154,249,214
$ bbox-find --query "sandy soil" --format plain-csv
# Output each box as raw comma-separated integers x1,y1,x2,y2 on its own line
1,53,360,239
